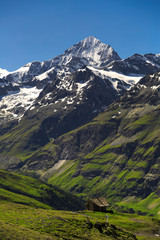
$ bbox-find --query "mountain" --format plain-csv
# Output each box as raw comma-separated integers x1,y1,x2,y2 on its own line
0,36,159,159
0,36,121,88
0,37,122,124
56,35,121,67
15,71,160,216
0,36,143,143
0,64,143,155
1,39,159,129
0,37,160,216
106,53,160,75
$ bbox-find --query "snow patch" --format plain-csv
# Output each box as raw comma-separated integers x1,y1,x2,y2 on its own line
0,68,9,78
88,66,143,87
35,67,55,81
151,85,160,90
0,87,42,120
76,82,88,94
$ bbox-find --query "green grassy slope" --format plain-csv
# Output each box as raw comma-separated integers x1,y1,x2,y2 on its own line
84,211,160,240
1,201,160,240
0,169,84,210
21,74,160,216
45,101,160,216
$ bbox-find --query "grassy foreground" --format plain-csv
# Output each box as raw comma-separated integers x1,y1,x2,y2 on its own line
0,170,159,239
85,211,160,240
0,201,160,240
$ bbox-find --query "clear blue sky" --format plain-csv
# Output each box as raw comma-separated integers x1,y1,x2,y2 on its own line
0,0,160,71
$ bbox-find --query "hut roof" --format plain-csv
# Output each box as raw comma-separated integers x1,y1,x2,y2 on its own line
88,197,109,207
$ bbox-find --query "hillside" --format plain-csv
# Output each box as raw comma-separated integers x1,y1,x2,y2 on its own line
1,170,159,239
1,201,160,239
17,71,160,217
0,169,84,211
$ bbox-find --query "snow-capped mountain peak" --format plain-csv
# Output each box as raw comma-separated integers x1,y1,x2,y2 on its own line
62,36,121,67
0,68,9,78
0,36,121,88
0,36,159,128
79,36,102,49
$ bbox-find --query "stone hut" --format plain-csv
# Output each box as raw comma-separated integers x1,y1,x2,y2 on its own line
85,197,109,212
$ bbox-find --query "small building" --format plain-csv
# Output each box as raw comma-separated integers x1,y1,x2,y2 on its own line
85,197,109,212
